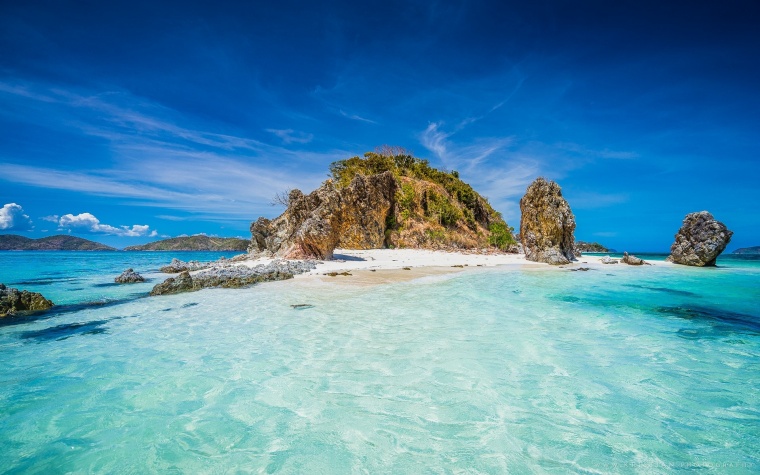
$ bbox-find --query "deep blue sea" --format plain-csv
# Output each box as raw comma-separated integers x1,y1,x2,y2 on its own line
1,251,759,473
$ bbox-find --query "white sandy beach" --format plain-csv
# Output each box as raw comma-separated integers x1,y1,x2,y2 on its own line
235,248,671,285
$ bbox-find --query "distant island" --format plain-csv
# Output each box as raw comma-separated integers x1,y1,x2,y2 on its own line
575,241,612,253
733,246,760,255
0,234,115,251
124,235,249,251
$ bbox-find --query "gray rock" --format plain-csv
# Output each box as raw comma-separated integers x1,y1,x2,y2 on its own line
600,255,619,264
150,260,317,296
621,252,647,266
519,178,576,265
0,283,54,317
115,268,145,283
159,258,208,274
668,211,733,267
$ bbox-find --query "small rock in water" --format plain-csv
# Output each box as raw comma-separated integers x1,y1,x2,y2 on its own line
402,267,411,270
0,283,54,317
291,304,315,310
115,268,145,284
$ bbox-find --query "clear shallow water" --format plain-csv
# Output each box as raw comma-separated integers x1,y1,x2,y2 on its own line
1,253,759,473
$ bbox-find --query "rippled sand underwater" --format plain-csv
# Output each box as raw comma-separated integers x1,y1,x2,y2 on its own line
1,253,759,473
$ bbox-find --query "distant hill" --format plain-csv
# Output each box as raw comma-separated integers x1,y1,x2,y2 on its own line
0,234,115,251
575,241,612,253
124,235,249,251
733,246,760,255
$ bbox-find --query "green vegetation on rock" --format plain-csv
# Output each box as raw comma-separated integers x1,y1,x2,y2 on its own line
124,235,249,251
326,148,513,251
575,241,610,253
0,234,115,251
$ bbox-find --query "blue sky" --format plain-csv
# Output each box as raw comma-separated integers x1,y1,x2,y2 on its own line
0,0,758,251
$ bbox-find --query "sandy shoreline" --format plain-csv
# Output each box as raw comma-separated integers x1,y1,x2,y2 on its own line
234,249,671,286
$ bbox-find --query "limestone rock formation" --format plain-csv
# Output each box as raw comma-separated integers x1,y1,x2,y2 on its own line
601,256,619,264
159,258,208,273
150,260,316,296
668,211,733,266
0,284,54,317
115,268,145,283
250,172,397,259
621,252,646,265
519,178,577,265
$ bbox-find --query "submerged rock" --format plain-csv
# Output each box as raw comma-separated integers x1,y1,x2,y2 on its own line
519,178,577,265
114,268,145,284
150,260,317,296
668,211,733,267
621,252,647,266
0,283,54,317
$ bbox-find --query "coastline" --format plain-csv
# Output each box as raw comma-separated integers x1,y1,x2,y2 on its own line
231,248,674,287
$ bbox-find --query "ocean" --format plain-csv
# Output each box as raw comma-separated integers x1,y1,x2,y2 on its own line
1,251,758,473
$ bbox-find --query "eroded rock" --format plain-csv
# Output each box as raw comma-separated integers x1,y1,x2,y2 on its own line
621,252,647,266
519,178,577,265
159,258,208,273
668,211,733,267
0,283,54,317
250,172,397,259
115,268,145,283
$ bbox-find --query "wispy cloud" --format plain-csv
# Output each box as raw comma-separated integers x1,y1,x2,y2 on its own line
0,203,33,231
58,212,157,237
0,80,348,220
339,109,376,124
265,128,314,144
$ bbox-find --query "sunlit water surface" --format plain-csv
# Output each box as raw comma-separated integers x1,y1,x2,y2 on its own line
1,252,758,473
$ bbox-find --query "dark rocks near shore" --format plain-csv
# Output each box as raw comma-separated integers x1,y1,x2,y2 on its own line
0,283,54,317
114,268,145,284
519,178,577,265
150,260,317,296
668,211,733,267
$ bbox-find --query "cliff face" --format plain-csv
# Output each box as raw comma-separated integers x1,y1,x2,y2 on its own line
250,171,397,259
519,178,576,265
668,211,732,266
249,151,516,259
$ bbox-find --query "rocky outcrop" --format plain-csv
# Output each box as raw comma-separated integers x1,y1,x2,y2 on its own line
621,252,646,265
159,258,208,273
668,211,733,266
601,256,619,264
115,268,145,283
150,260,317,296
519,178,577,265
250,172,397,259
0,284,54,317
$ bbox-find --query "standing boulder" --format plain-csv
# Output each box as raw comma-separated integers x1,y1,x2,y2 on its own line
668,211,733,266
621,252,647,266
519,178,577,265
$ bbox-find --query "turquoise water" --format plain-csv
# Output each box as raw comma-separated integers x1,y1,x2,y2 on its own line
1,252,759,473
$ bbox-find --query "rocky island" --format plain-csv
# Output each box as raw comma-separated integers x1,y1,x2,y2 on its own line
124,235,249,251
0,234,115,251
733,246,760,255
249,150,517,259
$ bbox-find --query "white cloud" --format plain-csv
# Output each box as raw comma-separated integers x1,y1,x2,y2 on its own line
265,128,314,144
57,212,156,237
0,203,33,231
41,214,59,222
339,109,376,124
